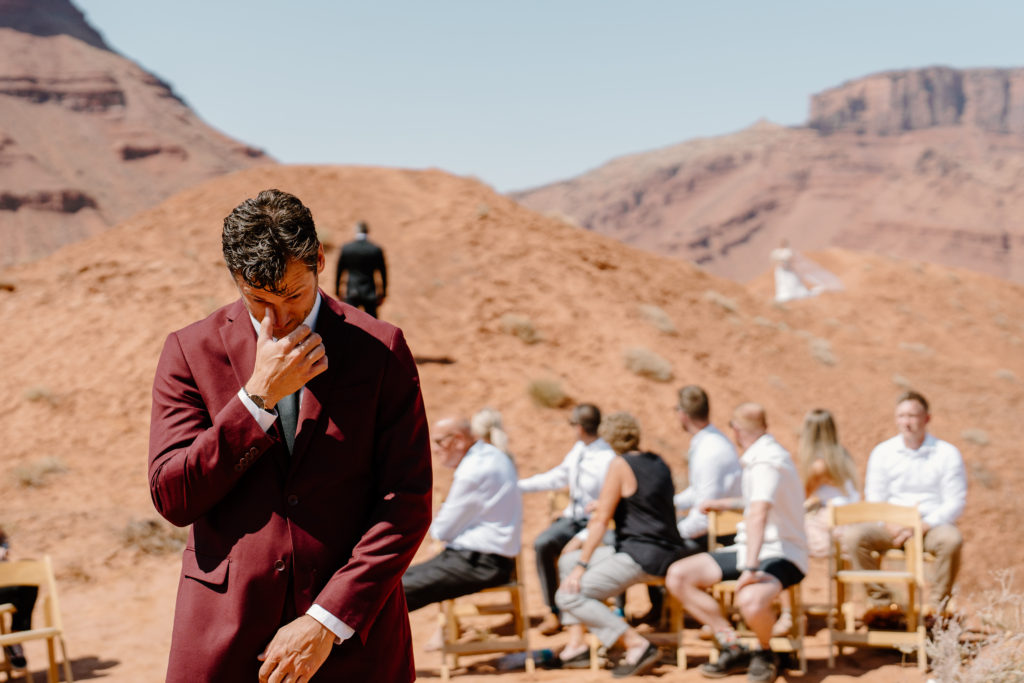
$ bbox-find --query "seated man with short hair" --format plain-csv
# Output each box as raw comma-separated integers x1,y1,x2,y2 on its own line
846,390,966,621
665,403,808,683
402,414,522,612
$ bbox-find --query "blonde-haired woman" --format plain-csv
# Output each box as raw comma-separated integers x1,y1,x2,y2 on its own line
774,408,860,635
470,407,510,455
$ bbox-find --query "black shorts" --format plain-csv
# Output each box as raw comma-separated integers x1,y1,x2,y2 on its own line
711,551,804,589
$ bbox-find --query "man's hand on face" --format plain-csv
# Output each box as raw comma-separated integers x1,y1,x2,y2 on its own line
257,615,334,683
246,309,328,409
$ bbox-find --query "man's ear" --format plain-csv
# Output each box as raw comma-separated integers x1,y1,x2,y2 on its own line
316,244,326,272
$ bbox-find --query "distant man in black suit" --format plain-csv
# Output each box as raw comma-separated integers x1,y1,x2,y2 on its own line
335,221,387,317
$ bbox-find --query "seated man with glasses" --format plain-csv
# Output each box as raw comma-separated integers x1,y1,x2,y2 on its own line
402,412,522,615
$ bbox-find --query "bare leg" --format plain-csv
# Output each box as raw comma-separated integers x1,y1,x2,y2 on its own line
735,576,784,649
665,554,731,632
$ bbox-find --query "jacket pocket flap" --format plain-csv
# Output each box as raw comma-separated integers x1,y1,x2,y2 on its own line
182,547,229,588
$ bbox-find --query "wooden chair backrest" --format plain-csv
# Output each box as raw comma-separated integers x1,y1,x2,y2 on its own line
708,509,744,551
827,501,925,580
0,557,64,632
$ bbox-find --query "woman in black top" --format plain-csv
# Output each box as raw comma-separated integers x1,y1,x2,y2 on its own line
555,412,686,677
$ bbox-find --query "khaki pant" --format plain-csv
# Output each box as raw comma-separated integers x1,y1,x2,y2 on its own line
844,522,962,608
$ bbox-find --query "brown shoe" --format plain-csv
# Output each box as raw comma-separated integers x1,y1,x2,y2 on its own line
862,604,906,630
539,612,562,636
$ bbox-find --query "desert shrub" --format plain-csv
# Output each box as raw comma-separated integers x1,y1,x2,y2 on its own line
752,316,774,328
476,203,490,218
927,570,1024,683
995,369,1016,382
500,313,542,345
892,374,913,390
703,290,739,315
528,379,571,408
14,456,68,488
810,337,837,366
119,519,188,555
637,304,677,335
900,342,933,355
22,386,57,406
624,347,673,382
961,429,990,447
970,462,999,490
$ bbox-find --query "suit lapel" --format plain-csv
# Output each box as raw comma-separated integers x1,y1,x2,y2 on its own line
289,293,347,472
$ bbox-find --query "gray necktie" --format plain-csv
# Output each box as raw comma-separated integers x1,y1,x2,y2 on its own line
277,391,299,453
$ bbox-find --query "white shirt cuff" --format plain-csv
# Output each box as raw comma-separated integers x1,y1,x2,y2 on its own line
236,387,278,432
306,604,355,644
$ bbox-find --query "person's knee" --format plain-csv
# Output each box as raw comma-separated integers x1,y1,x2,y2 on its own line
535,530,563,557
926,525,963,554
737,585,777,617
554,589,580,613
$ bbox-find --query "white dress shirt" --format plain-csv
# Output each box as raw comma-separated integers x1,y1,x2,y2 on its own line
234,294,354,643
732,433,809,574
865,434,967,529
673,425,743,539
517,438,616,520
432,441,523,557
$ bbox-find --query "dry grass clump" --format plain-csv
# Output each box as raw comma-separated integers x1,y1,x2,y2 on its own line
900,341,933,355
22,386,58,406
623,347,673,382
969,462,999,490
927,570,1024,682
810,337,837,366
119,519,188,555
892,374,913,390
994,369,1016,382
961,429,990,447
637,304,677,335
500,313,542,345
528,379,571,408
14,456,68,488
703,290,739,315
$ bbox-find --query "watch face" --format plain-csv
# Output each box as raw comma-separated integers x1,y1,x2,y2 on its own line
249,394,265,410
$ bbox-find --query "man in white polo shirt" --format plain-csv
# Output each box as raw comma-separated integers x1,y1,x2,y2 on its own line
665,403,807,683
403,415,522,612
847,390,966,616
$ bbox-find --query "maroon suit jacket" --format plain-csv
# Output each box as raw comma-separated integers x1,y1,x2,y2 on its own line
148,293,432,682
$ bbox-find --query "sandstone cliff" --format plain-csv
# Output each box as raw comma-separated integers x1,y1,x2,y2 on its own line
513,67,1024,284
0,0,271,267
810,66,1024,136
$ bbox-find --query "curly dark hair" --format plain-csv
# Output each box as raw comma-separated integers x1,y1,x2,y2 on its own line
222,189,320,293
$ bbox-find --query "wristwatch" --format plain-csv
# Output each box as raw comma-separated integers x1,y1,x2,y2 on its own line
744,565,761,573
576,560,589,570
247,392,269,411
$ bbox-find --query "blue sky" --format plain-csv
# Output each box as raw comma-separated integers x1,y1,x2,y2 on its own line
77,1,1024,192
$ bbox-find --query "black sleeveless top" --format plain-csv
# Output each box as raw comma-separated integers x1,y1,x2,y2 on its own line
613,451,686,576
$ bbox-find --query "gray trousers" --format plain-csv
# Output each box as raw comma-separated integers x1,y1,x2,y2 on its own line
534,516,586,613
845,522,963,607
554,546,654,647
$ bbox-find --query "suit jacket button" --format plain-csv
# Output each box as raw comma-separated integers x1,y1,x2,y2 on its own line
287,494,299,506
248,447,258,457
238,458,247,467
234,464,244,472
274,560,286,572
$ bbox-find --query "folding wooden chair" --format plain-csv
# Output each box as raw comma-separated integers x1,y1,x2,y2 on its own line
437,552,532,680
0,556,73,682
706,510,807,674
827,501,927,670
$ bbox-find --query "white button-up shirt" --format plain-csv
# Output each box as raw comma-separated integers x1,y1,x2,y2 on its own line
865,434,967,528
517,438,616,520
432,441,522,557
734,433,809,574
674,425,743,539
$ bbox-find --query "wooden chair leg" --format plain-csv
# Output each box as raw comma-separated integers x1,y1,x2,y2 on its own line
60,637,74,682
589,633,600,671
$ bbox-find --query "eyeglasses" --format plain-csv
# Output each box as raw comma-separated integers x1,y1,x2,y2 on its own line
433,433,457,447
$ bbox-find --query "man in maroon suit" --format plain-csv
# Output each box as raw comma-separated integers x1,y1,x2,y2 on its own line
148,189,432,682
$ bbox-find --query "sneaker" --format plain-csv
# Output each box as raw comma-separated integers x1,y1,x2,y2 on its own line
747,649,777,683
560,649,591,669
862,603,906,630
700,644,750,679
538,611,562,636
4,644,27,670
611,642,661,678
